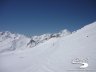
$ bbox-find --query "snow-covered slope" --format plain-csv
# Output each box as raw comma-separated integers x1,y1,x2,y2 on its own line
0,22,96,72
0,31,30,53
0,29,71,53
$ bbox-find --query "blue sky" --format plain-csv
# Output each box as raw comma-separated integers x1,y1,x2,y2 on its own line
0,0,96,36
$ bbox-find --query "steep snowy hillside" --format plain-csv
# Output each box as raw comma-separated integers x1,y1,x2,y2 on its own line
0,22,96,72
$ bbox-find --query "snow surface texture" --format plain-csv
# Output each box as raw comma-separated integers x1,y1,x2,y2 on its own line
0,22,96,72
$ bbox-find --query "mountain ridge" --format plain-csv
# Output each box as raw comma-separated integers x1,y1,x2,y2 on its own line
0,29,71,53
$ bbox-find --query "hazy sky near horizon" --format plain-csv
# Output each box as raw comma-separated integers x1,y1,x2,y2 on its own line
0,0,96,36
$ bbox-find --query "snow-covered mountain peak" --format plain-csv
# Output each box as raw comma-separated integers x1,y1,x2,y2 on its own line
31,29,71,44
0,31,30,53
58,29,71,36
0,31,13,38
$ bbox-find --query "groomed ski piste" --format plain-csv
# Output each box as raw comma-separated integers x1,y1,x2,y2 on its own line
0,22,96,72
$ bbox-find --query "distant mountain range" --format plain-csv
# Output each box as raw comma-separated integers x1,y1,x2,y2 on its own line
0,29,71,53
